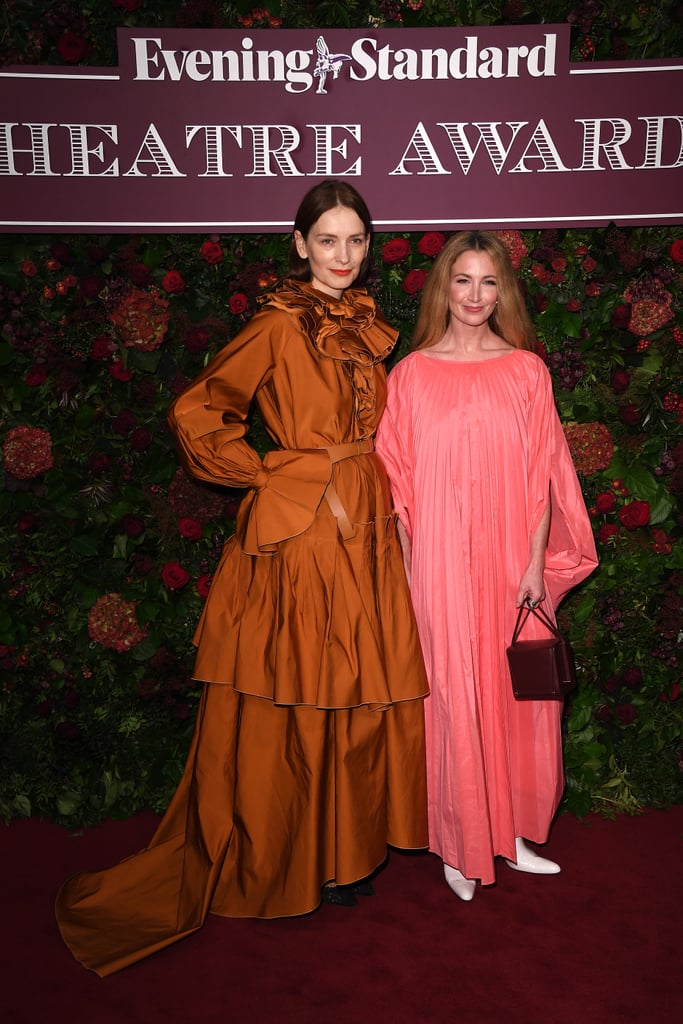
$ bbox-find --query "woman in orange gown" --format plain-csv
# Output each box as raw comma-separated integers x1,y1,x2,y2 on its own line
376,231,597,902
56,181,428,975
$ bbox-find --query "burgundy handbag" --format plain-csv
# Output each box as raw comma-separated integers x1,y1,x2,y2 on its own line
506,601,577,700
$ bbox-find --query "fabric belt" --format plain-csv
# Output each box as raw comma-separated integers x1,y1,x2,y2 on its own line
322,438,374,540
243,438,375,553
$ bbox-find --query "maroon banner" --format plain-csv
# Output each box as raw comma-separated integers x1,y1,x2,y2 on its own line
1,24,682,232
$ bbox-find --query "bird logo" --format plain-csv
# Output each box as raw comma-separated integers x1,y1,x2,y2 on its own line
313,35,352,94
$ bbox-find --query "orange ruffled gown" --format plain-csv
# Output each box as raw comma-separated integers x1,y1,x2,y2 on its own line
375,349,597,885
55,281,428,976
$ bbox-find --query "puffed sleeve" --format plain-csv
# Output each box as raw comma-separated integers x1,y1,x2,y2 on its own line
167,308,287,489
526,357,598,609
375,359,415,538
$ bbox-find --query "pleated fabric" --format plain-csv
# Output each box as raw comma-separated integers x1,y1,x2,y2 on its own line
56,686,426,976
376,348,597,885
55,281,429,976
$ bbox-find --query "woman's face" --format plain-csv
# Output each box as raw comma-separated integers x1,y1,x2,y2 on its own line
447,249,498,329
294,205,370,298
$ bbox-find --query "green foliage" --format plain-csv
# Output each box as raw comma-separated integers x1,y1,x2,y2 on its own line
1,1,682,67
0,0,682,825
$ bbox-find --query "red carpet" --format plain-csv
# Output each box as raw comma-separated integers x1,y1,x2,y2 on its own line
3,806,682,1023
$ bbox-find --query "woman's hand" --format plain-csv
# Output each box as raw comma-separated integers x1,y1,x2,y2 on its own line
515,566,545,608
517,490,551,607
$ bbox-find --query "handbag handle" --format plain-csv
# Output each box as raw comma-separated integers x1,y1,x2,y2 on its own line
511,600,562,643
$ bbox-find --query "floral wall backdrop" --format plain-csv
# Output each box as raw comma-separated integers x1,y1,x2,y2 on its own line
1,0,682,826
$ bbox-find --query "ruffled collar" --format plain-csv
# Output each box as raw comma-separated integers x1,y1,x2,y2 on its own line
259,278,397,366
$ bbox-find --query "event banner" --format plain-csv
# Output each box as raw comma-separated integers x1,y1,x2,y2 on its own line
1,23,682,233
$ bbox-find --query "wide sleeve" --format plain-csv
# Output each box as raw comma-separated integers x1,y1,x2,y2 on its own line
167,308,287,489
375,361,415,537
527,357,598,609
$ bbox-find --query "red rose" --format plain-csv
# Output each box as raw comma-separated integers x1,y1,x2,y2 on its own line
618,500,650,530
129,427,152,452
161,562,191,590
162,270,185,294
417,232,445,257
582,256,597,274
611,303,631,329
128,263,152,286
566,298,581,312
170,371,190,396
110,359,133,382
531,263,551,284
402,269,427,295
610,369,630,394
619,403,642,427
87,245,106,264
601,674,621,694
90,334,114,360
229,293,249,315
596,523,619,543
79,274,103,299
595,492,616,514
25,365,47,386
51,244,73,267
622,667,643,689
56,32,89,63
178,517,203,541
200,240,223,265
196,574,213,599
111,409,138,436
615,703,637,725
184,327,210,355
19,513,38,533
118,514,145,539
20,260,38,277
668,239,683,264
381,238,411,265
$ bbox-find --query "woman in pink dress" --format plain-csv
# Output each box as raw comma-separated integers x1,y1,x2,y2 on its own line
376,231,597,901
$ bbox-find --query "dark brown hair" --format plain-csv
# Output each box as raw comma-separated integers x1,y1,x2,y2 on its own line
288,179,374,286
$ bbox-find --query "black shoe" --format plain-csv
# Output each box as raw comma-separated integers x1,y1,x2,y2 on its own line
322,884,358,907
350,880,375,897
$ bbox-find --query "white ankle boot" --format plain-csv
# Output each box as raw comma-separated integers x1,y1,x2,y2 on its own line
444,863,476,901
505,837,561,875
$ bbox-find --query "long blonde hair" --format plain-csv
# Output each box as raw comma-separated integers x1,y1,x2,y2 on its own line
412,230,536,351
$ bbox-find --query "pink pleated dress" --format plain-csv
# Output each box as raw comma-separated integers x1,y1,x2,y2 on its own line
376,348,597,884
